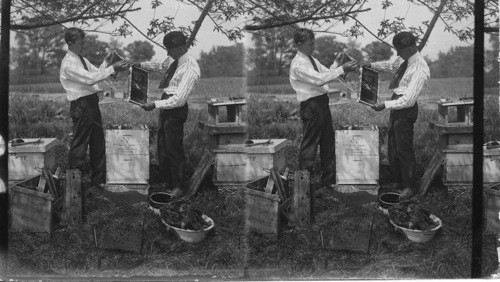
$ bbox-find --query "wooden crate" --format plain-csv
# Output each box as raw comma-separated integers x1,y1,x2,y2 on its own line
8,138,59,182
335,129,379,185
9,175,55,237
244,188,280,237
443,144,500,185
213,139,290,185
105,126,149,184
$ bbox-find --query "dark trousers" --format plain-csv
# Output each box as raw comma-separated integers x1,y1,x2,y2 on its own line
158,99,188,190
299,94,335,186
388,93,418,189
69,93,106,186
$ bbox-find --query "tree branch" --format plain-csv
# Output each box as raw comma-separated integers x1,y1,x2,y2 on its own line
121,16,166,51
244,8,371,31
11,7,141,30
418,0,448,51
347,15,394,49
187,0,216,47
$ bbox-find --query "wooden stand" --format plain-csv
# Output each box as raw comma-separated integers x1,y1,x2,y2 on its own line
199,99,248,148
426,99,476,189
437,99,473,126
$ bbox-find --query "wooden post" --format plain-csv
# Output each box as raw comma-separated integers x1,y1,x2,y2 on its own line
64,169,82,226
185,150,214,198
291,170,310,227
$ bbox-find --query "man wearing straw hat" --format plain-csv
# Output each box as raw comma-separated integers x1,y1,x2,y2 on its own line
367,31,430,198
289,28,357,189
136,31,200,199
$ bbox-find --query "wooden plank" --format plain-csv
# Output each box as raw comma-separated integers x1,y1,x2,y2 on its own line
64,169,82,226
279,196,292,219
270,169,286,200
186,150,215,197
36,175,46,192
291,170,310,227
416,150,444,198
429,121,473,134
264,176,274,194
244,188,280,237
42,168,57,198
198,122,248,135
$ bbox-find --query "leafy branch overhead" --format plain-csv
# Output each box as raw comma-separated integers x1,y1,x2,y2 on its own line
10,0,499,52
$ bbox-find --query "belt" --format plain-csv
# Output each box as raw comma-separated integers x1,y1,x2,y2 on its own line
304,93,328,102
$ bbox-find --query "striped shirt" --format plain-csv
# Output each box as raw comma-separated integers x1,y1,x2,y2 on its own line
289,51,344,102
371,52,430,110
140,52,200,109
60,51,116,101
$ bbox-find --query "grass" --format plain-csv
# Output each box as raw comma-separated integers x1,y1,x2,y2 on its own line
6,75,500,279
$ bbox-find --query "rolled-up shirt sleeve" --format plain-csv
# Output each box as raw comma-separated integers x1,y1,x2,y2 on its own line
63,61,115,86
140,58,172,73
292,60,344,87
371,57,403,74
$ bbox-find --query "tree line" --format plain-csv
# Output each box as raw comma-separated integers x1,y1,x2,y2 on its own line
11,26,155,76
10,26,498,85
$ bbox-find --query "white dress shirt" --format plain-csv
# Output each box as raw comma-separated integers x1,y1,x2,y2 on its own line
140,52,200,109
59,50,116,101
371,52,430,110
289,51,345,102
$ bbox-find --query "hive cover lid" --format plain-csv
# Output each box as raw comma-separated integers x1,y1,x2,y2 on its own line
8,138,59,153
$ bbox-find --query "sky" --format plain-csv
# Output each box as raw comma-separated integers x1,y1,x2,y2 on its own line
91,0,478,62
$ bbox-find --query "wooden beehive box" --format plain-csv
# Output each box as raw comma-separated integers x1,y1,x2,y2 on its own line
442,144,500,185
244,188,280,237
207,98,246,125
335,128,379,185
105,126,149,184
9,175,55,237
429,122,473,149
437,99,474,126
198,122,248,147
212,139,291,185
8,138,59,182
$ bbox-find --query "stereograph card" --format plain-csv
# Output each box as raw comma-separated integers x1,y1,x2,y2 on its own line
128,65,149,106
358,66,379,106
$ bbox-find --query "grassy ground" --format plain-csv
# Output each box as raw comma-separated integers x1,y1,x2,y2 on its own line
6,75,500,279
